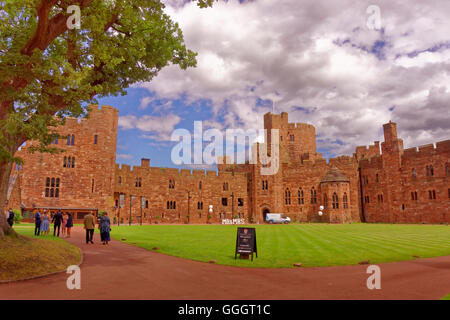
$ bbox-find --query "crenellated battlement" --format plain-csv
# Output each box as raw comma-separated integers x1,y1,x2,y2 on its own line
401,139,450,161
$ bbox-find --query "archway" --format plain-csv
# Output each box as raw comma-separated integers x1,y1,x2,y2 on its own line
261,207,271,222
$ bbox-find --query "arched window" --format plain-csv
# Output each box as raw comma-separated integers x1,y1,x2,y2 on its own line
343,193,348,209
332,192,339,209
173,201,176,209
323,194,328,209
71,134,75,146
446,162,449,176
71,157,75,168
298,188,304,204
223,182,229,191
412,168,416,177
67,157,71,168
63,156,67,167
285,188,291,205
199,181,202,190
118,176,122,185
167,201,170,209
311,188,317,204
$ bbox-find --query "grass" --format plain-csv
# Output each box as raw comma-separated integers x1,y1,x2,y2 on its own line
0,226,81,281
441,294,450,300
110,223,450,268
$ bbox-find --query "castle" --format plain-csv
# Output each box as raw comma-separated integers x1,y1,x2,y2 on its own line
6,105,450,224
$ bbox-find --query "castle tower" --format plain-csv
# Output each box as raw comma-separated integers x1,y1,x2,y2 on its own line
318,167,351,223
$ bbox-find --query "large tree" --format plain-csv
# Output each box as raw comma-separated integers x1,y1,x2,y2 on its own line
0,0,214,238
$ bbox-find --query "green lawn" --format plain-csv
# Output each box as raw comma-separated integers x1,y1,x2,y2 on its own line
1,226,81,281
108,223,450,268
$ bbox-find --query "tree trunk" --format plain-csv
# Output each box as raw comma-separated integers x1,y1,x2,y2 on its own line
0,160,14,239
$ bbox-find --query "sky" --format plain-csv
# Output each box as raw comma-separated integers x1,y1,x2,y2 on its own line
97,0,450,169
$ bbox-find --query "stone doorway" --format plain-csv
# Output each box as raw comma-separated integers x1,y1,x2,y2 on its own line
262,207,271,222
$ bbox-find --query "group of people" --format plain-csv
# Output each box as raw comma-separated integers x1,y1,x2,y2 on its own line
23,209,111,245
83,211,111,245
34,210,73,237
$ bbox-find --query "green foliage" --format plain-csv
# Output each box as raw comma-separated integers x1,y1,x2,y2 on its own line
0,0,212,162
13,209,22,223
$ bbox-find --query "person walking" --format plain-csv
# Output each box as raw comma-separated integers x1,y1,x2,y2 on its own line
34,211,42,236
40,211,50,236
99,212,111,245
65,213,73,238
6,208,14,227
61,213,67,237
52,211,63,237
84,212,95,244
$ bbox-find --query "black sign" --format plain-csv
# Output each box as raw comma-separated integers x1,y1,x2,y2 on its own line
235,227,257,261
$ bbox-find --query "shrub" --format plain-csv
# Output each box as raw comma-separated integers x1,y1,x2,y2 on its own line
13,209,22,223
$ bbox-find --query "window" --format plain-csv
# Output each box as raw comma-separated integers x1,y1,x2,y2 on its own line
402,204,405,211
343,193,348,209
446,163,449,176
67,134,75,146
91,179,94,193
412,168,416,178
197,201,204,210
285,189,291,205
428,190,436,200
169,179,175,189
52,137,58,144
223,182,229,191
298,188,304,205
376,174,379,183
167,201,176,209
310,188,317,204
411,191,418,201
262,180,268,190
238,198,244,206
365,195,370,203
118,176,122,185
289,134,294,141
199,181,202,190
332,192,339,209
45,177,60,198
94,135,98,144
323,194,328,209
448,188,450,199
222,197,228,206
426,165,434,176
378,194,384,203
145,200,149,209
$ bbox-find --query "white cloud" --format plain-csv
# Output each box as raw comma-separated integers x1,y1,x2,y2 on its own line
118,113,182,141
140,0,450,156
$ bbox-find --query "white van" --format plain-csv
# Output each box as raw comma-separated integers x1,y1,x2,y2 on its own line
265,213,291,224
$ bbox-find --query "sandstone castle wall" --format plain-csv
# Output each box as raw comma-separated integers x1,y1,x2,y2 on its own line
7,106,449,224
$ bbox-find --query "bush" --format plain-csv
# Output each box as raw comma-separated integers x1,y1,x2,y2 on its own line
13,209,22,223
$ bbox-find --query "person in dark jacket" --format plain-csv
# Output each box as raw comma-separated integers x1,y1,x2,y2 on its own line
65,213,74,238
52,211,64,237
34,211,42,236
6,208,14,227
99,212,111,245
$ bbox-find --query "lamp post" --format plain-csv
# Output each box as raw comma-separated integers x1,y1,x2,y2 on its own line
129,195,134,226
187,190,191,224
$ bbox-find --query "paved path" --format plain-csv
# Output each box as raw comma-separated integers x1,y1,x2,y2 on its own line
1,227,449,300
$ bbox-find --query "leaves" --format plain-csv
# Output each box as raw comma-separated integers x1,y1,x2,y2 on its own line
0,0,210,162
